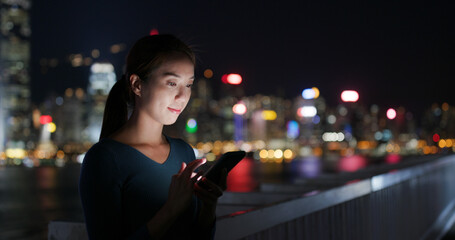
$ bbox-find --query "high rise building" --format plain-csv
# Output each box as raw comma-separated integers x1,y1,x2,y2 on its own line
85,62,116,142
0,0,32,153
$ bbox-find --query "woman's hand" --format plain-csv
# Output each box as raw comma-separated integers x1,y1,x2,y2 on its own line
146,159,206,238
166,158,206,216
194,168,228,227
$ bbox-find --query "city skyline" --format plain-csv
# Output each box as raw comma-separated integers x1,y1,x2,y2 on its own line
29,1,454,119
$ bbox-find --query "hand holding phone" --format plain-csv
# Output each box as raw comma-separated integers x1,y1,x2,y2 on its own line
199,151,246,184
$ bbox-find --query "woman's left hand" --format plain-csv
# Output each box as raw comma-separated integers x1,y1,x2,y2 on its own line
193,168,227,226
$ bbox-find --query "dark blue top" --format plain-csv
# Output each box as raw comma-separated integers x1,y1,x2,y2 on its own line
79,135,211,239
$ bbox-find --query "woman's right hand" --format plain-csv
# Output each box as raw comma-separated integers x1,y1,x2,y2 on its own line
166,158,206,216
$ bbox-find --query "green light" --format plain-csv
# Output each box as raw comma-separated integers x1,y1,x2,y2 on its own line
186,118,197,133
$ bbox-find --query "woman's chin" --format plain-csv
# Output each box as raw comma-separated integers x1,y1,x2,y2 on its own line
163,118,179,126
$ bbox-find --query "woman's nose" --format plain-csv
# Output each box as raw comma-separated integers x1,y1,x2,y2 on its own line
175,86,190,101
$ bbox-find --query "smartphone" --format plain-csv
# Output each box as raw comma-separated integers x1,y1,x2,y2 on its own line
201,151,246,183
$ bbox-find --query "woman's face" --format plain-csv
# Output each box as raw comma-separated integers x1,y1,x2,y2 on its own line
138,52,194,125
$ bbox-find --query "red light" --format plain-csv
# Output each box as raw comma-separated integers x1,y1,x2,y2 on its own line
338,155,367,172
221,74,228,84
341,90,359,102
232,102,247,115
385,154,401,164
226,74,242,85
226,157,258,192
386,108,397,120
433,133,440,142
39,115,52,125
149,28,159,35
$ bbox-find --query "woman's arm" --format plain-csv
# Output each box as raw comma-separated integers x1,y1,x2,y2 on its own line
79,145,129,239
145,159,206,239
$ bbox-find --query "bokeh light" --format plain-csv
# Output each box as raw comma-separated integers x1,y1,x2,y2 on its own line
386,108,397,120
232,102,247,115
302,88,315,99
226,74,242,85
47,122,57,133
186,118,197,133
338,155,367,172
297,106,317,117
341,90,359,102
204,69,213,79
262,110,277,120
40,115,52,125
149,28,159,35
433,133,440,143
286,120,299,139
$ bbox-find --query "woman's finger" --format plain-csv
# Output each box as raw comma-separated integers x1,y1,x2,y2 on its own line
182,158,206,179
191,171,204,182
178,162,186,175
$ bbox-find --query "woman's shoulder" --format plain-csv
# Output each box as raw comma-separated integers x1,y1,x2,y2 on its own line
166,135,191,148
166,135,196,160
82,139,122,165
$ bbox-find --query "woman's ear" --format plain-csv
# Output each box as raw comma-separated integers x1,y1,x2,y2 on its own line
130,74,142,97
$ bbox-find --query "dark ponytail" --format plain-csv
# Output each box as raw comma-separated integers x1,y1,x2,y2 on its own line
99,75,129,140
98,34,195,140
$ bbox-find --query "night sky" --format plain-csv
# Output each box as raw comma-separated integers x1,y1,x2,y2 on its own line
30,1,454,118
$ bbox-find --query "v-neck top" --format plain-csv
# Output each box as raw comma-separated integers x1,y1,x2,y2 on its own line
79,135,204,239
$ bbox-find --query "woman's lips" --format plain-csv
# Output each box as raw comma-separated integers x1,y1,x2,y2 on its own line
168,107,182,114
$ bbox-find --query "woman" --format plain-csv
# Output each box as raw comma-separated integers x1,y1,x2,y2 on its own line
79,34,225,239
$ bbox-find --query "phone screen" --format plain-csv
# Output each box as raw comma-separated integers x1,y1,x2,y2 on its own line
203,151,246,183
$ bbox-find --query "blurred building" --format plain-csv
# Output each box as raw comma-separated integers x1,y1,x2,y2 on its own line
85,62,116,142
54,88,86,144
0,0,32,153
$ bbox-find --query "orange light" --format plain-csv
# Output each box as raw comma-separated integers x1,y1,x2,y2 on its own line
442,102,449,111
312,87,320,99
438,139,447,148
357,141,371,150
204,69,213,79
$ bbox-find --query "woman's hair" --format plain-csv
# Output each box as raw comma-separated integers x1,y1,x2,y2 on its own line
99,34,195,140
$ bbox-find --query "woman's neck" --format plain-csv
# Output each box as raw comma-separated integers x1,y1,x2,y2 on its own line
112,110,165,145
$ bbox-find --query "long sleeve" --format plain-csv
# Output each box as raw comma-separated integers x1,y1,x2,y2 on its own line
79,144,150,239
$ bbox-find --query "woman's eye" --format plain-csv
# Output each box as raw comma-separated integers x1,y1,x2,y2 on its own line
186,84,193,88
167,82,177,87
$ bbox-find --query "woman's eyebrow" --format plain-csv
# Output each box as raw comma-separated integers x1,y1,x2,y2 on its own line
162,72,195,80
162,72,180,78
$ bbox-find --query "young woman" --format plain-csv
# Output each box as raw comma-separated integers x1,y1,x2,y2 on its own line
79,34,226,239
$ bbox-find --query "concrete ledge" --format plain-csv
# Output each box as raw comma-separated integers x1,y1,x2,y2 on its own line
48,221,87,240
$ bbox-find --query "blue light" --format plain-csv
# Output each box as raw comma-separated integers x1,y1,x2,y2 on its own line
287,120,299,139
382,129,392,141
302,88,316,99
